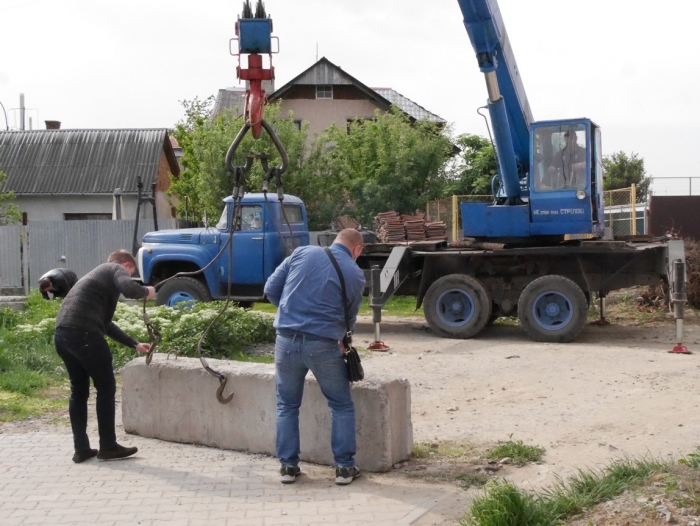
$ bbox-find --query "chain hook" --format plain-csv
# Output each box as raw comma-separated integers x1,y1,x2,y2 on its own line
143,298,162,365
216,375,234,404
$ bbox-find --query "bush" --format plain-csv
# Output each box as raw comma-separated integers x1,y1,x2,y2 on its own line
111,301,276,366
0,292,276,395
685,238,700,309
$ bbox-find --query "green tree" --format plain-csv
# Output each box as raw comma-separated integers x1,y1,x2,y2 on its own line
603,151,651,202
170,101,456,230
315,108,454,227
170,98,308,223
446,133,497,195
0,171,20,225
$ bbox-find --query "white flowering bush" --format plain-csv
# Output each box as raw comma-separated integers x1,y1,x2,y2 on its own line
110,301,275,366
1,294,63,394
1,293,276,394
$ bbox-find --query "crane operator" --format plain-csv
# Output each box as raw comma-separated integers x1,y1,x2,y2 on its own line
545,128,587,189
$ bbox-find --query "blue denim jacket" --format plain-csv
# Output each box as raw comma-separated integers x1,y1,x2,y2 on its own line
264,244,365,341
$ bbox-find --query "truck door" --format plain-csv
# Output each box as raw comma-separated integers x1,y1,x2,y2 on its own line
223,204,264,285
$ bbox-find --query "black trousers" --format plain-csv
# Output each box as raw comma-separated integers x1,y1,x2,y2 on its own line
54,327,117,451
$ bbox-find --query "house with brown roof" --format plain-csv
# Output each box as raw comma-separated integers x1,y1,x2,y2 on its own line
0,126,179,221
213,57,445,139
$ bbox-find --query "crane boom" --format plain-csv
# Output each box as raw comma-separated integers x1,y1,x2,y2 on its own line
457,0,533,200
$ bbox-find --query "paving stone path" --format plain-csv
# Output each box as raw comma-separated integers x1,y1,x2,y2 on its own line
0,428,465,526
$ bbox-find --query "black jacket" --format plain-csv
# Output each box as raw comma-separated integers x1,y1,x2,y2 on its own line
39,268,78,299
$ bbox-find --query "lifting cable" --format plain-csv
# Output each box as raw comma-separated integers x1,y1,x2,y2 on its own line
143,119,288,405
141,0,288,404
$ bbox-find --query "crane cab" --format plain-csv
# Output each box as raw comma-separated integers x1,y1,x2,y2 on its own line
528,119,604,237
461,119,604,242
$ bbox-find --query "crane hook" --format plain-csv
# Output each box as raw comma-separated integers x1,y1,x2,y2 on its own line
216,375,234,404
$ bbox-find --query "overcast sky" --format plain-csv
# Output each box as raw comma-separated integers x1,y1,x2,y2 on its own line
1,0,698,195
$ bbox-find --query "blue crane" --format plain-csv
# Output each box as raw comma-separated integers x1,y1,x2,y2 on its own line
457,0,605,241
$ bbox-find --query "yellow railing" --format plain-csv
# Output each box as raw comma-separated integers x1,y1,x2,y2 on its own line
426,186,641,241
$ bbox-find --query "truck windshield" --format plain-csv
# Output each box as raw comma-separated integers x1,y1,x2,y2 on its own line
533,125,588,192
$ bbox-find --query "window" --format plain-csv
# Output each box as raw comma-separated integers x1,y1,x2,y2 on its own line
293,120,302,131
239,205,263,231
64,213,112,220
316,85,333,99
282,205,303,224
532,124,588,192
216,205,229,230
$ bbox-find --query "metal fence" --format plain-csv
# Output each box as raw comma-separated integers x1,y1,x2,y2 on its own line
0,224,22,288
0,219,177,293
426,187,641,241
426,195,493,241
602,187,645,237
651,177,700,196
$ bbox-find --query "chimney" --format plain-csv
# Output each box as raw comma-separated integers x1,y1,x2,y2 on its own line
45,120,61,130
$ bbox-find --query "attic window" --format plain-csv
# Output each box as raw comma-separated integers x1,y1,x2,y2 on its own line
316,85,333,99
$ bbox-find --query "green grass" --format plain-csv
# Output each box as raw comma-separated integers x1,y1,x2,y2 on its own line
462,455,670,526
358,296,421,317
486,436,546,467
409,440,489,489
254,296,424,317
0,388,67,422
0,291,278,422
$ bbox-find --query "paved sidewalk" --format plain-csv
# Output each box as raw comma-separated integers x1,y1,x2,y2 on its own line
0,429,466,526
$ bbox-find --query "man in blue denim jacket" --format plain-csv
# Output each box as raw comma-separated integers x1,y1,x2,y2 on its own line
264,229,365,485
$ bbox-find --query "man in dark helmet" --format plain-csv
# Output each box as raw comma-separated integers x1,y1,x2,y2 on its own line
38,268,78,300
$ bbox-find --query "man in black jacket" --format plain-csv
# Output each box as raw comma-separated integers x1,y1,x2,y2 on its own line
38,268,78,299
54,250,155,463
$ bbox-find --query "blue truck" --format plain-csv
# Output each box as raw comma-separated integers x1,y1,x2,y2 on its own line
138,193,308,308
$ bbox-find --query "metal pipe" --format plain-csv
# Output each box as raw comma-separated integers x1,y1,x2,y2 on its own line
368,265,389,352
484,71,501,102
19,93,25,131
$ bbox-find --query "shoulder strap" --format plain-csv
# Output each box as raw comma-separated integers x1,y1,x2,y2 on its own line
324,247,352,345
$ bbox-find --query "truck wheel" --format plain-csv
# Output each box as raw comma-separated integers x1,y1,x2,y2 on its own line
518,275,587,343
156,277,212,307
423,274,491,339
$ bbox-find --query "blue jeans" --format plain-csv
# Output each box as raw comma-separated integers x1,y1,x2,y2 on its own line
54,327,118,451
275,333,356,468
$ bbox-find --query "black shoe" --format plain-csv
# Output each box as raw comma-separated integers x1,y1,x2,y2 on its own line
97,443,138,460
280,465,301,484
72,449,98,463
335,466,361,485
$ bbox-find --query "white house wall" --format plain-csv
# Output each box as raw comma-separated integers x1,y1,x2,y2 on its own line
14,193,172,221
279,99,380,139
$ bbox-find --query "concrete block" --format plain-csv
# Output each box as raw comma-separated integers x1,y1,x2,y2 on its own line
121,355,412,472
0,296,26,311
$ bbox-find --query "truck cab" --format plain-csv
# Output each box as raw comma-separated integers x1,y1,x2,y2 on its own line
137,193,309,306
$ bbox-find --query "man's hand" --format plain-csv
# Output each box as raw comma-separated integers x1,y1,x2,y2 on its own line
145,286,156,301
135,343,151,354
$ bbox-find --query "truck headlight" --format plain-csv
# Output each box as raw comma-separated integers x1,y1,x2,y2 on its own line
576,189,587,200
